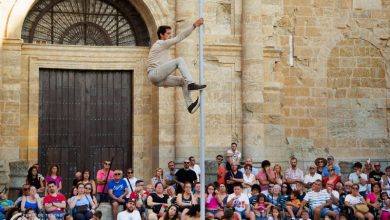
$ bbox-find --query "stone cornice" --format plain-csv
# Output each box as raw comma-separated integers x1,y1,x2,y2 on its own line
21,43,149,58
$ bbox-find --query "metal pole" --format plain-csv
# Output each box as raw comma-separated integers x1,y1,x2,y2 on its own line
198,0,206,220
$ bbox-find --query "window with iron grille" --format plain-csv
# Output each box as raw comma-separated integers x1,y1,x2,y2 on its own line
22,0,150,46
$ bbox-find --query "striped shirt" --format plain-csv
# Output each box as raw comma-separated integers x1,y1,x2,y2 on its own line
303,190,330,208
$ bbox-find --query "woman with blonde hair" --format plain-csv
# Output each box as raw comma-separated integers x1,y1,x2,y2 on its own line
273,164,284,186
151,168,166,187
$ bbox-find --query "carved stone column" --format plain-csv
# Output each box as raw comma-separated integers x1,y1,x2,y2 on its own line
241,0,264,160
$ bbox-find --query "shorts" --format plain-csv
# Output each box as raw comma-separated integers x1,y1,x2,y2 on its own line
206,209,220,215
235,210,247,218
292,207,299,215
320,208,331,218
48,212,65,219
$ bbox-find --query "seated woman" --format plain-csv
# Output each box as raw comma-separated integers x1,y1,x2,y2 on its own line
26,166,44,194
344,183,374,220
176,182,198,220
21,186,42,214
205,183,223,219
147,182,170,220
68,182,95,220
366,183,381,219
159,204,179,220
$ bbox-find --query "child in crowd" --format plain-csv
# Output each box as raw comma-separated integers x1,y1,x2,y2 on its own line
381,198,390,220
267,206,282,220
92,210,102,220
285,190,301,219
298,209,311,220
253,193,270,219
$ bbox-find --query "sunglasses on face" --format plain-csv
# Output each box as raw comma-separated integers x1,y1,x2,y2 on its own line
104,163,111,165
114,173,121,175
85,187,91,190
352,187,359,190
184,162,190,164
128,171,133,174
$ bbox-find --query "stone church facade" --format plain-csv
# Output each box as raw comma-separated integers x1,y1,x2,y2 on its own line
0,0,389,188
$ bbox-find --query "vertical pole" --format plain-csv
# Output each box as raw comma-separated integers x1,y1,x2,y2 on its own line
198,0,205,220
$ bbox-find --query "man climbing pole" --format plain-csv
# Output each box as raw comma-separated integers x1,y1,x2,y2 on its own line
147,18,206,114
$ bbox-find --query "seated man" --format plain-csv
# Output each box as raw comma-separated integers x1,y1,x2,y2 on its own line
108,170,129,220
117,198,141,220
43,181,67,220
0,191,14,220
297,180,339,220
226,183,255,220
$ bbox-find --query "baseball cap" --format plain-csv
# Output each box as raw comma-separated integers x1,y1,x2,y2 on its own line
127,198,136,204
327,155,334,160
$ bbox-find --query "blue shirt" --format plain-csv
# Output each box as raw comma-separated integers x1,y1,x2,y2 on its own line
108,179,128,198
322,164,340,177
0,199,14,213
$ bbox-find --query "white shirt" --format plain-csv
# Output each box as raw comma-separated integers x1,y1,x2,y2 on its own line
321,189,339,209
304,173,322,184
345,194,365,206
243,173,256,196
227,193,249,212
349,172,368,192
227,149,242,163
190,164,201,181
117,210,142,220
123,177,138,197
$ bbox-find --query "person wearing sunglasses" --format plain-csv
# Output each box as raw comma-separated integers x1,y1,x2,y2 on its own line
174,160,197,194
344,183,374,220
124,168,137,199
108,170,129,220
322,166,341,189
96,160,114,202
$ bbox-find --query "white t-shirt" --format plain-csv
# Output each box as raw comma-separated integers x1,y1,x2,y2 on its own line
123,177,138,197
227,193,249,212
304,173,322,184
227,149,242,163
190,164,201,181
117,210,142,220
345,194,365,206
348,172,368,192
321,189,339,209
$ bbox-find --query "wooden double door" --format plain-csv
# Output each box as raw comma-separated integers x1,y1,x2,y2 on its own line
38,68,133,194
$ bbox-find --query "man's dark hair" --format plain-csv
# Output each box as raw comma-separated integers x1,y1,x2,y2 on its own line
354,162,363,169
135,180,144,186
47,180,56,186
261,160,271,168
231,142,237,147
188,156,194,161
93,210,102,219
157,25,171,39
233,182,242,188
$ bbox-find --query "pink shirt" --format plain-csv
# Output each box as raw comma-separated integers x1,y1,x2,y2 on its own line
256,170,276,192
96,169,114,193
45,176,63,188
206,194,220,209
366,193,377,204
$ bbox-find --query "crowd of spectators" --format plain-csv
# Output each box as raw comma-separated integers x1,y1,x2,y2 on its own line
0,143,390,220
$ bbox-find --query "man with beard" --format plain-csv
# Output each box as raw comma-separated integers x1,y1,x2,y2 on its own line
164,161,178,188
117,198,141,220
174,159,197,194
43,181,66,220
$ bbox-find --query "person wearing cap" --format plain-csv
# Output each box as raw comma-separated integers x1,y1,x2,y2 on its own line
314,157,327,175
322,156,340,177
174,160,197,194
304,164,322,189
117,198,141,220
369,162,384,184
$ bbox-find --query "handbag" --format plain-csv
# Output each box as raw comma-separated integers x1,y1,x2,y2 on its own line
355,204,369,213
75,204,89,213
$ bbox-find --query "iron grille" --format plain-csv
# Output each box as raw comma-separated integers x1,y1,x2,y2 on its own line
22,0,150,46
